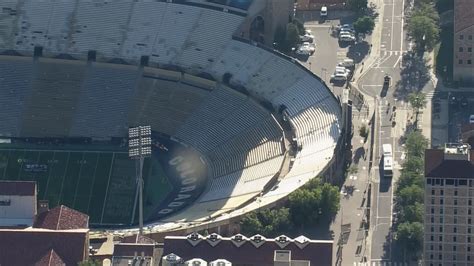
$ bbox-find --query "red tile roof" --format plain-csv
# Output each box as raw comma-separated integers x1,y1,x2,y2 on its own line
35,249,66,266
0,229,88,266
162,236,332,266
34,205,89,230
454,0,474,33
0,181,36,196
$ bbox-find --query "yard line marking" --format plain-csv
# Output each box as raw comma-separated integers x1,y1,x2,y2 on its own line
72,152,86,208
57,152,71,206
86,153,101,213
2,150,11,179
43,151,56,196
100,152,116,224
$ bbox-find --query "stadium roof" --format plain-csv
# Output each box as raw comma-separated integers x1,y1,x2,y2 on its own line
0,180,36,196
34,205,89,230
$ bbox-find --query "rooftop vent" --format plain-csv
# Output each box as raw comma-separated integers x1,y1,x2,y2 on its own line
294,235,310,249
209,259,232,266
250,234,266,248
274,235,291,248
206,233,222,247
187,232,204,246
230,234,247,247
444,143,471,161
162,253,182,264
185,258,208,266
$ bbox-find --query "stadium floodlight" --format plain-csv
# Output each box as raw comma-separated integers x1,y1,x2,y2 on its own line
128,125,152,236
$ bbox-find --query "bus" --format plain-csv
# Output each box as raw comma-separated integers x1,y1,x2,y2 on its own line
382,144,393,177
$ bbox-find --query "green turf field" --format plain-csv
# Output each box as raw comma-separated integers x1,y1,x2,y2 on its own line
0,144,173,226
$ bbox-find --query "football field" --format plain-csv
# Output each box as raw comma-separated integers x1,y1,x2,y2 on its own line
0,146,172,226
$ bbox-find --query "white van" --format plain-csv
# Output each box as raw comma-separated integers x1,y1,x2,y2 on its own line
320,6,328,18
338,59,355,68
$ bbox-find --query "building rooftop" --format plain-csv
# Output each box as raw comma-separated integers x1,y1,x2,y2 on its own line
34,205,89,230
0,229,88,265
162,233,332,265
0,180,36,196
425,144,474,178
454,0,474,33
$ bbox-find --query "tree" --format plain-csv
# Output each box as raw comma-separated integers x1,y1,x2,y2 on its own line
347,0,368,12
399,202,424,223
353,16,375,34
405,131,429,158
407,13,440,52
396,222,424,259
240,208,292,237
359,124,369,139
396,184,424,207
285,23,300,52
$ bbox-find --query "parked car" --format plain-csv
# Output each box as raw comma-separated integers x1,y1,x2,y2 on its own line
470,114,474,124
335,66,351,75
331,72,348,81
300,32,314,42
339,34,356,42
320,6,328,18
338,59,355,68
296,42,315,55
339,30,354,37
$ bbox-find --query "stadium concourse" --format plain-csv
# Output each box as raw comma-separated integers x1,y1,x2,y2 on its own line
0,0,342,233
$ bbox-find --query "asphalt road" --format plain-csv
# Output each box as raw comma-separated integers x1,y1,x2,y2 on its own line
354,0,409,263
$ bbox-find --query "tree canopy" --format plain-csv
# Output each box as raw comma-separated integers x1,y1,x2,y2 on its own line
353,16,375,34
240,208,292,237
347,0,368,12
407,3,440,51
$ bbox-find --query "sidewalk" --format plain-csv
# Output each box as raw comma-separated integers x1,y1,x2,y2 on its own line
332,106,372,266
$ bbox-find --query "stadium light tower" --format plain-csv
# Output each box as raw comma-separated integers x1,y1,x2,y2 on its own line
128,126,152,236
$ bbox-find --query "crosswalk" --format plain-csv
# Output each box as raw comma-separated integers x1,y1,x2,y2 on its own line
353,262,409,266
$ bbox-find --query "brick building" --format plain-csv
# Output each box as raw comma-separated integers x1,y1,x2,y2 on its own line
453,0,474,85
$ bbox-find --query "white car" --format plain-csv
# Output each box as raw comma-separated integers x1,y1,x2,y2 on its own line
320,6,328,17
339,30,354,37
470,114,474,124
335,66,351,75
339,34,356,42
300,33,314,42
331,73,348,81
296,42,315,55
338,59,355,68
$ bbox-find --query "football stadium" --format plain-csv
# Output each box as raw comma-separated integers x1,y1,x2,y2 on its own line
0,0,343,231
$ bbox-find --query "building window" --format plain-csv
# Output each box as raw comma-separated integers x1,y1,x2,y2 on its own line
454,227,457,233
432,208,435,214
431,217,434,223
468,255,471,261
469,199,472,206
440,208,444,214
468,246,471,252
455,190,458,196
460,34,464,40
469,218,472,224
459,59,463,64
453,236,457,242
439,245,442,251
468,47,472,52
454,208,458,215
468,228,471,234
432,189,435,195
431,236,434,241
439,236,443,241
431,198,435,204
430,254,434,259
440,217,443,223
460,47,464,52
441,190,444,195
454,217,457,224
469,209,472,215
431,226,435,232
454,199,458,205
468,59,472,64
440,199,444,205
431,245,434,250
453,245,457,251
439,254,442,260
468,237,471,243
440,227,443,232
469,35,473,40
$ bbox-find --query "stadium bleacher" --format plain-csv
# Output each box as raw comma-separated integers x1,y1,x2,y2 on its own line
0,0,342,229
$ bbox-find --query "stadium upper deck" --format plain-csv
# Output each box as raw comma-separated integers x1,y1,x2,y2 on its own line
0,0,343,231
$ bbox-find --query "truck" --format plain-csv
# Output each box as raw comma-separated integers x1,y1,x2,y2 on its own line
382,144,393,177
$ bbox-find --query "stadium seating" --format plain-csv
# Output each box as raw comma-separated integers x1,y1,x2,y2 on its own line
70,63,139,138
0,0,342,229
0,57,34,136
